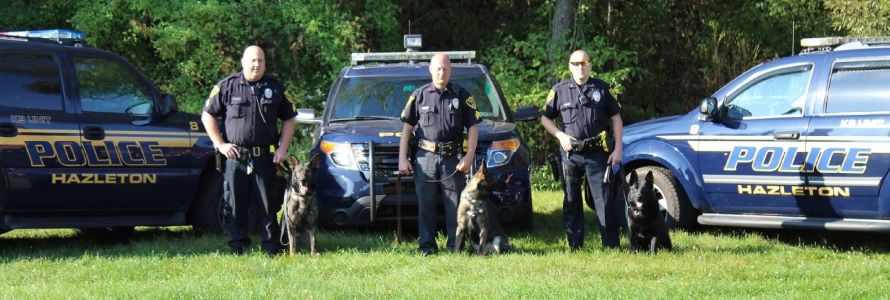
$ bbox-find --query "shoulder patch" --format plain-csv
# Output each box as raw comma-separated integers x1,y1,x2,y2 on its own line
208,85,220,99
466,96,477,109
546,89,555,103
402,95,415,118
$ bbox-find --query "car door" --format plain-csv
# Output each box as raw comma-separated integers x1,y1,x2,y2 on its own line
69,52,193,212
805,56,890,219
698,61,816,215
0,49,82,211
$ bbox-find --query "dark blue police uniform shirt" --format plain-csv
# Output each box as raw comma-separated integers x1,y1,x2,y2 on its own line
542,78,621,140
203,72,297,147
400,82,482,143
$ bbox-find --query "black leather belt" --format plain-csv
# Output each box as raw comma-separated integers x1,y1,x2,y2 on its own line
236,145,275,160
418,139,459,157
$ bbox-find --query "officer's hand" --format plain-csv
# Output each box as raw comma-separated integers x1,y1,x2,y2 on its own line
556,132,575,152
272,147,288,164
456,154,474,173
607,148,622,166
218,143,238,159
399,157,413,175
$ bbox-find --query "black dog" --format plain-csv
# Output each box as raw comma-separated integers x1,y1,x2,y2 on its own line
281,155,320,256
624,170,672,254
454,162,512,255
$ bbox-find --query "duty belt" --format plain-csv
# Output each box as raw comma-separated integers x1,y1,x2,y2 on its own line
236,145,276,160
569,131,611,153
418,139,459,157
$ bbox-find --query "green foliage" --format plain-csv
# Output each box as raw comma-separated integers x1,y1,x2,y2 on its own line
825,0,890,36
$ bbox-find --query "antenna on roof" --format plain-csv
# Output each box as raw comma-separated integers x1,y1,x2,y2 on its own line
791,20,795,56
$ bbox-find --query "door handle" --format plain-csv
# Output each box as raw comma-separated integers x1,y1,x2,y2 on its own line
83,126,105,140
0,123,17,137
773,131,800,140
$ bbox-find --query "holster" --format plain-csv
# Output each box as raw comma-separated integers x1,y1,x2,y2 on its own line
215,149,224,172
548,149,562,182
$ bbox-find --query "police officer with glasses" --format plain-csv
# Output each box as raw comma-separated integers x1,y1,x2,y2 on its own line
202,45,296,256
399,53,482,256
541,50,624,251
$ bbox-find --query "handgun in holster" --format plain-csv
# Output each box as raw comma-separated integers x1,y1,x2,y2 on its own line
215,148,225,172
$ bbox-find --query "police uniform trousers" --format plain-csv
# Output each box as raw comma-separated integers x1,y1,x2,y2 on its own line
225,153,281,254
561,149,622,249
413,149,465,253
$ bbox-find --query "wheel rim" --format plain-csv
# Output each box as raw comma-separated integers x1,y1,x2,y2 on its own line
653,184,668,220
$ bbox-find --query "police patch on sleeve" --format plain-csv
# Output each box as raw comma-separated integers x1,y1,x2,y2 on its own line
466,96,477,109
546,90,555,104
209,85,220,99
402,95,415,118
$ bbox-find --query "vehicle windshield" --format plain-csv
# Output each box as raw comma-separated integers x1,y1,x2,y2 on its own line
329,75,505,121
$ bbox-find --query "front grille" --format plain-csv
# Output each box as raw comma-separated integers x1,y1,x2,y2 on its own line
353,142,401,180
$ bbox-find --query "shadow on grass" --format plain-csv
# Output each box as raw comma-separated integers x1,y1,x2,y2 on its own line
691,226,890,253
0,228,229,263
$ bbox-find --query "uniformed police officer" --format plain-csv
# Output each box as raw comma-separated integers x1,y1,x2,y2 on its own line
541,49,624,250
201,45,296,256
399,53,482,255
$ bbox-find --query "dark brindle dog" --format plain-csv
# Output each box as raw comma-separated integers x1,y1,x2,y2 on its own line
282,155,320,256
624,170,672,254
454,162,512,255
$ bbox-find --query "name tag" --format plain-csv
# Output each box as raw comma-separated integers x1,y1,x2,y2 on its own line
421,105,430,112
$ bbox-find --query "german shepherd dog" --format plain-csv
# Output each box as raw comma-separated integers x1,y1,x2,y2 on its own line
454,162,513,255
625,170,672,254
282,155,320,256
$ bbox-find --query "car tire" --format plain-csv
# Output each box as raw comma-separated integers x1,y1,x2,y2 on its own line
634,166,699,231
188,171,227,234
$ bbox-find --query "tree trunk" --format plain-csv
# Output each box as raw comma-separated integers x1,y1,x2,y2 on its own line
549,0,576,84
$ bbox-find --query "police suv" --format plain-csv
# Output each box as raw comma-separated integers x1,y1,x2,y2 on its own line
296,35,538,230
622,37,890,232
0,30,225,235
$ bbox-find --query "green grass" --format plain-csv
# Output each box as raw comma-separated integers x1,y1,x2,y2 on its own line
2,190,889,299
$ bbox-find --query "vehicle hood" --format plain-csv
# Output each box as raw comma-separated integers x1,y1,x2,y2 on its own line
320,119,520,144
623,110,699,144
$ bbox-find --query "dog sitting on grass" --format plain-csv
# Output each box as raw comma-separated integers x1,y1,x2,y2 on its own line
282,155,320,256
454,162,513,255
625,170,672,254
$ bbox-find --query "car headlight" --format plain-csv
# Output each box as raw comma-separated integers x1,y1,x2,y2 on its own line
321,141,357,170
486,138,519,168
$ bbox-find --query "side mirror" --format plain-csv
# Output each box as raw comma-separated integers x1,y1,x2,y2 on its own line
295,108,323,125
512,104,540,122
700,97,718,118
159,94,179,116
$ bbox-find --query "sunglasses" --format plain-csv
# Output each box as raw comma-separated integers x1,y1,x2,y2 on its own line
569,60,589,67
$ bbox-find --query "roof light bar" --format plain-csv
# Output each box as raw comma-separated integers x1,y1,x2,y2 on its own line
0,29,88,46
801,37,890,48
351,51,476,65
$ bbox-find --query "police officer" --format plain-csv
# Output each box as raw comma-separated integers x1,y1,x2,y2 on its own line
399,53,482,255
541,49,624,250
201,45,296,256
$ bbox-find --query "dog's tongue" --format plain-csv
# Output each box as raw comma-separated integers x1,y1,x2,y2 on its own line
299,186,309,195
635,201,643,208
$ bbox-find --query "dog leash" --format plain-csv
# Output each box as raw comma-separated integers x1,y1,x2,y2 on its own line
396,173,402,244
422,168,461,183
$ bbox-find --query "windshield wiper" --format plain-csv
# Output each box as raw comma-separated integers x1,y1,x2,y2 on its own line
329,115,399,122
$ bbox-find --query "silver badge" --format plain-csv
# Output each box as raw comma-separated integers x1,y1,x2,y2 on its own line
592,90,601,102
264,88,273,99
452,98,459,109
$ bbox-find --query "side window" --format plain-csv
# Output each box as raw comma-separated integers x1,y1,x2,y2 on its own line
74,56,154,115
725,65,812,119
826,61,890,114
0,52,63,110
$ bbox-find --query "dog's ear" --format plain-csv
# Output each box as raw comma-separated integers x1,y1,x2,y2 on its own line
288,154,300,169
644,171,654,189
629,170,639,185
476,160,486,178
308,153,321,170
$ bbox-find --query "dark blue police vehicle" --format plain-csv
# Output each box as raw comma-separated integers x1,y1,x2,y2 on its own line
0,30,226,235
622,37,890,232
295,36,538,230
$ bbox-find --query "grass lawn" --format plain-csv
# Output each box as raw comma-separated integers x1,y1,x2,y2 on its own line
1,189,889,299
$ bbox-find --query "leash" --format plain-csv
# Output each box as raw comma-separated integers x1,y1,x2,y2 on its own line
279,176,293,247
396,173,402,244
421,168,461,183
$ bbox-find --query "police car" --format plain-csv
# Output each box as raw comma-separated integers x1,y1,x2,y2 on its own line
622,37,890,232
295,35,538,230
0,30,225,235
